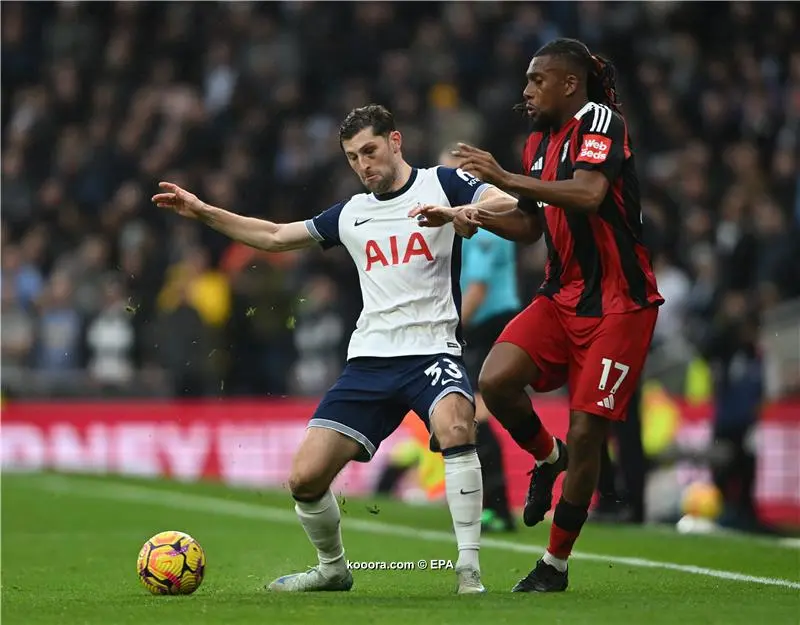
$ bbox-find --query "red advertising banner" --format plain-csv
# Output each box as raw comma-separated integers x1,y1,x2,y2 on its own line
1,397,798,527
491,399,800,528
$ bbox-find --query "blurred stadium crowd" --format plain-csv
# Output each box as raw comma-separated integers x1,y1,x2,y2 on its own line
2,1,798,400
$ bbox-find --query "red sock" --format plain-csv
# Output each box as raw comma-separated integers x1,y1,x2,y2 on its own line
547,497,589,559
520,425,554,460
548,523,581,559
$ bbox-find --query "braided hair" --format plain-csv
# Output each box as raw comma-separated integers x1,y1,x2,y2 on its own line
514,38,622,114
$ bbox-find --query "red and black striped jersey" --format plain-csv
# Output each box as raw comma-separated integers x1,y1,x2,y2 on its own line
521,101,663,317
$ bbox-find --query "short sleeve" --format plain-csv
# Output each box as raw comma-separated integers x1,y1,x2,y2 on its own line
436,166,491,208
521,132,542,174
573,105,628,182
304,201,345,249
461,231,495,285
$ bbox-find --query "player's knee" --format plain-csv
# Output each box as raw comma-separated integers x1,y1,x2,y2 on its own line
435,419,474,448
477,365,501,397
288,452,333,501
478,344,533,402
288,468,330,501
289,426,361,500
567,411,609,455
430,393,476,448
478,366,515,406
566,426,594,458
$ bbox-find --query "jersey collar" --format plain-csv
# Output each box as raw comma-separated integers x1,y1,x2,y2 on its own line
373,168,418,201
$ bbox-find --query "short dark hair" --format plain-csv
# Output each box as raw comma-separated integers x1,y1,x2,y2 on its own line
535,38,622,113
338,104,396,146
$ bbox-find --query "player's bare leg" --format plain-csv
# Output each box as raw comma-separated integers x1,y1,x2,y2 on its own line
429,392,486,594
479,343,568,526
267,427,362,592
512,410,608,592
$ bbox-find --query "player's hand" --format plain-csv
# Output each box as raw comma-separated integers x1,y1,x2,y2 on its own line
151,182,208,220
408,204,458,227
451,143,511,187
453,207,481,239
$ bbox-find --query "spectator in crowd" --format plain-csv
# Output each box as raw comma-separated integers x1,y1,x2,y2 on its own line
1,1,797,403
699,292,765,532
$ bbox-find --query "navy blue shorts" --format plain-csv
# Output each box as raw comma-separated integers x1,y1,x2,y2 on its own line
308,354,474,462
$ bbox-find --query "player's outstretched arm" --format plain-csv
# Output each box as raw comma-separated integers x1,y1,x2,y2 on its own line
409,186,517,233
456,187,543,243
498,169,607,214
151,182,316,252
469,201,543,244
453,143,608,214
410,185,540,243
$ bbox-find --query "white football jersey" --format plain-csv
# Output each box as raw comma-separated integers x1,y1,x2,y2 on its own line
305,166,491,360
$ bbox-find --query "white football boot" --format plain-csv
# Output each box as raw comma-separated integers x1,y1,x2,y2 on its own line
455,566,486,594
267,566,353,592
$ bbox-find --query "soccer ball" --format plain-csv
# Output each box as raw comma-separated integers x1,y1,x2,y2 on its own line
137,530,206,595
681,481,723,520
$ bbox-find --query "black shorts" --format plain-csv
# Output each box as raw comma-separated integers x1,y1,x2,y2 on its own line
463,310,519,388
309,353,473,462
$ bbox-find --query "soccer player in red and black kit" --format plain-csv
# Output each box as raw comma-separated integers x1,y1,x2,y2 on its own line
423,38,664,592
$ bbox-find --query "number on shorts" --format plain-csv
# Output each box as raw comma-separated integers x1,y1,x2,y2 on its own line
425,358,463,386
598,358,629,394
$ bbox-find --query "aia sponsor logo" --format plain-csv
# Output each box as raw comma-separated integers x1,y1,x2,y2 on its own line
578,134,611,164
364,232,433,271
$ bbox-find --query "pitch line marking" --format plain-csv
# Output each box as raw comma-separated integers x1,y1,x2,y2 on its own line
32,475,800,591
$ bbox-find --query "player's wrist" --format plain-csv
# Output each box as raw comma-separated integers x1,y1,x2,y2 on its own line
195,202,216,223
437,206,460,222
500,170,523,192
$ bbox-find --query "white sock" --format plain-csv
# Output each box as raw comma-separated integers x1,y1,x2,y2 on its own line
536,437,559,466
443,446,482,571
542,549,568,572
294,489,346,577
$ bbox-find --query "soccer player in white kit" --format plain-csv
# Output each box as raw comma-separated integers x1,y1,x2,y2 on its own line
152,104,518,595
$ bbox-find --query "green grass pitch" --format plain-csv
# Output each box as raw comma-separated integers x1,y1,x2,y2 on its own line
2,473,798,625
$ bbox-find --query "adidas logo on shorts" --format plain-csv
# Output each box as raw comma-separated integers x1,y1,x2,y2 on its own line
597,395,615,410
